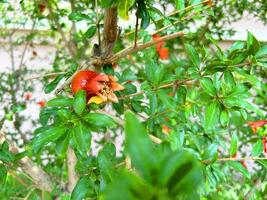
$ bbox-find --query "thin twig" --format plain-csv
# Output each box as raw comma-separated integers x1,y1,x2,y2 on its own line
134,13,139,48
110,31,184,63
123,0,210,38
95,0,101,47
48,5,76,57
55,31,184,94
24,72,66,80
201,156,267,164
118,78,192,100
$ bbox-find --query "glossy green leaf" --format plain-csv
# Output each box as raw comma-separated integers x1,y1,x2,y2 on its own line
99,0,114,8
68,12,90,21
125,111,155,181
84,26,97,39
220,110,229,127
83,113,116,128
202,143,218,161
44,75,64,93
200,77,217,96
0,164,7,185
31,126,68,152
247,31,260,55
252,139,263,156
73,121,91,155
73,90,86,116
229,133,238,157
159,150,202,196
204,101,221,129
175,0,185,10
10,104,26,113
55,133,70,156
228,161,250,179
224,71,235,87
118,0,135,20
47,97,74,107
0,151,14,163
256,45,267,58
185,44,200,68
71,176,95,200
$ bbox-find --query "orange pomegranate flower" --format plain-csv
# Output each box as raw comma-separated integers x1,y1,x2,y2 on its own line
152,34,169,60
204,0,213,7
159,48,169,60
37,101,46,107
71,70,124,104
24,92,32,100
152,34,165,52
162,125,171,135
247,120,267,133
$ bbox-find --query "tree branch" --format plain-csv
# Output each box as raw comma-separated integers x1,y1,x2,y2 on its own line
101,7,118,57
48,5,76,58
110,31,184,63
55,31,184,94
67,147,79,192
201,156,267,164
0,129,53,192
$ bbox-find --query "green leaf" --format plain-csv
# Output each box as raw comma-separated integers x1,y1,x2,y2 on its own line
68,12,90,21
168,131,184,151
47,97,74,107
228,161,250,179
73,90,86,116
229,133,238,157
71,176,96,200
175,0,185,10
200,77,217,96
224,71,235,87
31,126,68,152
83,113,116,128
202,144,218,161
185,44,200,68
44,75,64,93
73,122,91,155
0,164,7,185
137,0,150,29
252,139,263,156
223,97,264,116
125,111,155,181
220,110,229,127
84,26,97,39
10,104,26,113
256,160,267,169
55,133,70,156
204,101,221,129
159,150,202,196
118,0,135,20
99,0,114,8
247,31,260,55
256,45,267,58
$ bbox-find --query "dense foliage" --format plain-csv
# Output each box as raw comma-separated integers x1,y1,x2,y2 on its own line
0,0,267,199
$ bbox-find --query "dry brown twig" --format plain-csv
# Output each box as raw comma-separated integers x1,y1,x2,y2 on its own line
0,127,53,192
55,31,184,94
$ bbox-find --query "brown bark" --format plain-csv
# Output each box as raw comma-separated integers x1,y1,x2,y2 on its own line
67,147,79,192
101,7,118,57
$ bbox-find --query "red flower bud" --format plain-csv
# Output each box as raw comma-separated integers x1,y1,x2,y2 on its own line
24,92,32,100
247,120,267,133
37,101,46,107
159,48,169,60
38,3,46,13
